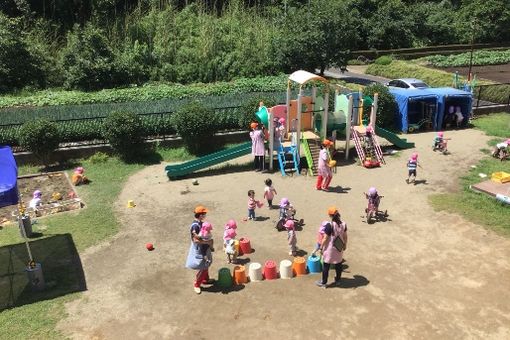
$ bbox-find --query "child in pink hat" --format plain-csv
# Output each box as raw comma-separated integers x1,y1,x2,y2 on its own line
406,152,420,184
198,222,214,263
285,220,298,256
223,227,238,264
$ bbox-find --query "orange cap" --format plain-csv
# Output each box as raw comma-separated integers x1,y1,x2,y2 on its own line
322,139,333,146
327,206,339,215
250,122,258,129
194,205,208,214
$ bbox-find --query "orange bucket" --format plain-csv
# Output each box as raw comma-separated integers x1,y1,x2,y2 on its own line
292,257,307,276
239,237,252,255
233,265,247,284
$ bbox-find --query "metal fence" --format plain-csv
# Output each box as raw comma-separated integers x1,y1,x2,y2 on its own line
472,83,510,109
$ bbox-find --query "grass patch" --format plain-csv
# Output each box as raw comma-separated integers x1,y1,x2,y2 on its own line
0,146,196,339
429,113,510,235
471,113,510,138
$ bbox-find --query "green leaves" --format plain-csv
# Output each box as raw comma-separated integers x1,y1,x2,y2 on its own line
18,119,60,166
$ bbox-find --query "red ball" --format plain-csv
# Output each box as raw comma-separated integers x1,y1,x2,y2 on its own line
146,243,154,251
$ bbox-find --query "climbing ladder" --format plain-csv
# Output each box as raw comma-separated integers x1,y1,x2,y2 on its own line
302,136,321,176
350,126,385,165
277,143,300,176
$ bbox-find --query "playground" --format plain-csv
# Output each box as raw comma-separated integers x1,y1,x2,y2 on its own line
56,128,510,339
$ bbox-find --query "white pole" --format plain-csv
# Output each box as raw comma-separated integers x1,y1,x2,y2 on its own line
268,111,274,171
323,90,330,140
370,93,378,128
311,86,317,134
296,87,303,158
286,82,291,139
345,95,353,160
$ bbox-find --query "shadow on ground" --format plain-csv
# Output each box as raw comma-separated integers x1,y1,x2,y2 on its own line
0,234,86,311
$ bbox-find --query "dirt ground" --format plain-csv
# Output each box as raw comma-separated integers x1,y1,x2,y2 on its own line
437,63,510,84
57,129,510,340
0,172,76,223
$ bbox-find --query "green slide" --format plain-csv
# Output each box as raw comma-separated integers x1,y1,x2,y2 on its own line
375,126,415,149
165,142,252,179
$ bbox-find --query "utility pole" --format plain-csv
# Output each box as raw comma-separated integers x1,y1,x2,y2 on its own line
467,18,477,82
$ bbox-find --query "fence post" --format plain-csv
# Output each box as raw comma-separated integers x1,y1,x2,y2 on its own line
476,86,483,109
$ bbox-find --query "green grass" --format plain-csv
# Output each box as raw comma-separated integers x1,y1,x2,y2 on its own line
429,113,510,235
471,113,510,138
0,146,196,339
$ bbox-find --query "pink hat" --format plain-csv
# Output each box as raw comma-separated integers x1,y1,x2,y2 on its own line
438,131,444,137
285,220,295,230
225,228,237,240
201,222,212,232
366,125,373,133
279,117,285,124
75,166,84,174
33,190,42,198
506,139,510,144
225,219,237,229
280,197,289,207
411,152,418,160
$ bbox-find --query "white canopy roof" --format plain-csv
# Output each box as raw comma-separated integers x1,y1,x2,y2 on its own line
288,70,328,85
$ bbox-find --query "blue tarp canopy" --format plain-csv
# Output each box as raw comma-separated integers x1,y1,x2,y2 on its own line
422,87,472,130
389,88,439,133
0,146,18,208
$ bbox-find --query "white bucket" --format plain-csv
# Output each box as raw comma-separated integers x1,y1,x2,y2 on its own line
279,259,293,279
249,262,263,281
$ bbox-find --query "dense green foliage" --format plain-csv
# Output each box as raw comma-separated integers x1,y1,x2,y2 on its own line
102,111,147,160
18,119,60,165
172,101,218,155
425,49,510,68
362,83,397,129
374,56,393,66
0,0,509,93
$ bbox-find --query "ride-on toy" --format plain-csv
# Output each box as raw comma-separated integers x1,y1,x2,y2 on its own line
364,189,388,224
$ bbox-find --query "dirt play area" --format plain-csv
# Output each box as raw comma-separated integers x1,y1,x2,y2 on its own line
56,129,510,339
440,63,510,84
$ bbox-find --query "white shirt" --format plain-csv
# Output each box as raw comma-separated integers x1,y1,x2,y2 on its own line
29,197,41,209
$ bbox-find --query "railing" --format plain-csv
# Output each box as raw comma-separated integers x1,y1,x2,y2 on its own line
472,83,510,108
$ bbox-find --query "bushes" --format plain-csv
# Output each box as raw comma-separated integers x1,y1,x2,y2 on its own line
363,83,397,129
172,102,218,155
102,112,146,160
374,55,393,66
18,119,60,165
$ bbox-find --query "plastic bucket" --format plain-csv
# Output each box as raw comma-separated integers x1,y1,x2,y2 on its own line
25,263,45,291
217,267,233,288
239,237,252,255
307,255,322,273
249,262,263,281
233,265,247,285
263,260,278,280
279,260,293,279
292,257,307,276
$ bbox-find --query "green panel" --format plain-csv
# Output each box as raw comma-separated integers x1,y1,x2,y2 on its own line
301,137,315,176
375,126,415,149
165,142,252,179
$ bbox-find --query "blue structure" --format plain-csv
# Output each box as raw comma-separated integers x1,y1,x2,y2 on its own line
389,88,439,133
0,146,18,208
423,87,472,130
389,87,472,133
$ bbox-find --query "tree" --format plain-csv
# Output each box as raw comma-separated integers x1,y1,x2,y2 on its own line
0,14,46,92
277,0,361,75
60,23,116,90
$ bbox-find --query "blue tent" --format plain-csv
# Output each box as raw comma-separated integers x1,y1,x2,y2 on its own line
0,146,18,208
389,88,439,133
422,87,472,130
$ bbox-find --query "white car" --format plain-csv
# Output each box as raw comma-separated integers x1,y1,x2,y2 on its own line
386,78,429,89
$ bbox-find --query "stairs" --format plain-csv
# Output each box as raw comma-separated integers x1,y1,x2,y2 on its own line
308,139,321,175
277,144,300,176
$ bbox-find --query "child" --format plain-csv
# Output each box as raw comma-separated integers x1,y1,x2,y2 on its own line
433,131,450,152
406,152,419,184
247,190,263,220
316,139,334,191
492,139,510,161
285,220,297,256
28,190,42,210
249,122,265,172
198,222,214,263
313,221,329,255
454,106,464,127
364,187,381,212
71,166,89,186
263,178,277,209
279,197,296,221
223,228,238,264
